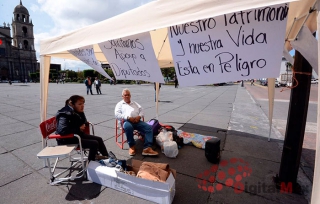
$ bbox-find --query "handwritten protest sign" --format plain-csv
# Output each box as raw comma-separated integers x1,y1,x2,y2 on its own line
99,32,164,83
168,4,288,87
68,45,111,79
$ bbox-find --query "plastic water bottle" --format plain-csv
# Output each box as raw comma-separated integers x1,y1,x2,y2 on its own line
163,128,168,137
161,128,168,153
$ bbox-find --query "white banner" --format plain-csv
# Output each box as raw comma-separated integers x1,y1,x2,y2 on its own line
99,32,164,83
291,26,318,75
68,45,112,79
168,4,288,87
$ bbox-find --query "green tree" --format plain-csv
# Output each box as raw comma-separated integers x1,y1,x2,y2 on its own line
93,70,101,79
105,68,114,78
77,71,84,79
161,67,176,80
66,70,77,79
83,69,96,78
285,62,293,70
30,73,36,80
59,70,66,78
49,69,58,79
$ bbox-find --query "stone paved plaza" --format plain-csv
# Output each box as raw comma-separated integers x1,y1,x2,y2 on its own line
0,82,310,203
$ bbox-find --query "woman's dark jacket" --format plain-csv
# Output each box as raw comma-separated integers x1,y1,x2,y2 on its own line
55,105,87,136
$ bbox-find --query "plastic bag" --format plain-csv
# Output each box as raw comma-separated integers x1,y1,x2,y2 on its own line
156,129,173,153
163,141,178,158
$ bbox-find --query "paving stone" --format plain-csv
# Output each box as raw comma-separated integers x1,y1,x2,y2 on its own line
0,153,34,186
214,151,308,203
0,121,36,137
0,128,41,151
0,83,310,204
224,134,282,162
0,115,20,125
12,143,44,170
0,146,7,154
0,172,75,204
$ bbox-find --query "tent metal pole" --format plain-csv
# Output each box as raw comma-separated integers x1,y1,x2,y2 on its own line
40,55,51,167
267,78,275,142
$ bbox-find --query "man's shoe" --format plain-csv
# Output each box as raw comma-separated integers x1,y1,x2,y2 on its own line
142,147,158,156
129,146,136,156
95,155,108,160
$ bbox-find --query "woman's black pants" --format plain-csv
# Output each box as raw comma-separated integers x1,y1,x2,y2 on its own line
57,134,108,161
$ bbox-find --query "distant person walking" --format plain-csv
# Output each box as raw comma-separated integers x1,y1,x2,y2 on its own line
110,77,116,85
94,77,102,95
174,76,179,88
166,75,169,84
250,79,255,86
154,82,161,102
85,76,93,95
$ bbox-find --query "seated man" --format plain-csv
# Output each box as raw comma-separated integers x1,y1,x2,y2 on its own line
115,88,158,156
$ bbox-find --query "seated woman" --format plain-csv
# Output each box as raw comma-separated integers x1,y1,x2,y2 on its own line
55,95,109,161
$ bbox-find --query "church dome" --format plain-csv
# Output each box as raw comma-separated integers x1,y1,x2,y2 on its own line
14,1,29,15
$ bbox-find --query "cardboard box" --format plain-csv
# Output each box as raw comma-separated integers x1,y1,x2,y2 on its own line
87,159,176,204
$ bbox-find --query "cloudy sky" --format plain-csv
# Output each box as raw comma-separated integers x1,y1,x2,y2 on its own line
0,0,155,71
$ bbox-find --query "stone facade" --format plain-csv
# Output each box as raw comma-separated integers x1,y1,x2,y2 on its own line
0,0,37,81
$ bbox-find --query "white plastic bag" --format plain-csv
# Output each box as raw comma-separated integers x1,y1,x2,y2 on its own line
163,141,178,158
156,129,172,153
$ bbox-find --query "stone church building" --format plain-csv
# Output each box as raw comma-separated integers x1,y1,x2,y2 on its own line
0,0,37,81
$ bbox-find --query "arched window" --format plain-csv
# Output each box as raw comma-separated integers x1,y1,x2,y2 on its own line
23,40,28,49
22,27,27,37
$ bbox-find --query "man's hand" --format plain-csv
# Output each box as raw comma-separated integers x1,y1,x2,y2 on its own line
80,124,86,132
128,116,141,123
134,116,141,123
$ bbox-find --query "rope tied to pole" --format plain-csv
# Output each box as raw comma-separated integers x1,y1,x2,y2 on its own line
280,66,312,92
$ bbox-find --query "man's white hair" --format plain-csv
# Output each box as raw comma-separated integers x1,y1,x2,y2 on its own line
122,88,130,96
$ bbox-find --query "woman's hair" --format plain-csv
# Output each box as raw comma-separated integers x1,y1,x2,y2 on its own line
65,95,85,106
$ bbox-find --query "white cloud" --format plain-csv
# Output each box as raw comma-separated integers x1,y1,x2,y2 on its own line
34,0,155,71
52,58,90,71
37,0,155,36
29,4,39,12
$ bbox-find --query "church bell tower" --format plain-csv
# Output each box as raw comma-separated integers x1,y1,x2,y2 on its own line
12,0,35,54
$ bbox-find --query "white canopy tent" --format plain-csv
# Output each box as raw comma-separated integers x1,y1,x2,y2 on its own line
40,0,320,203
40,0,298,121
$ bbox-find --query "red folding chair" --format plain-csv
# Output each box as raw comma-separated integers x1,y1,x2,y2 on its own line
37,117,93,185
115,117,144,149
